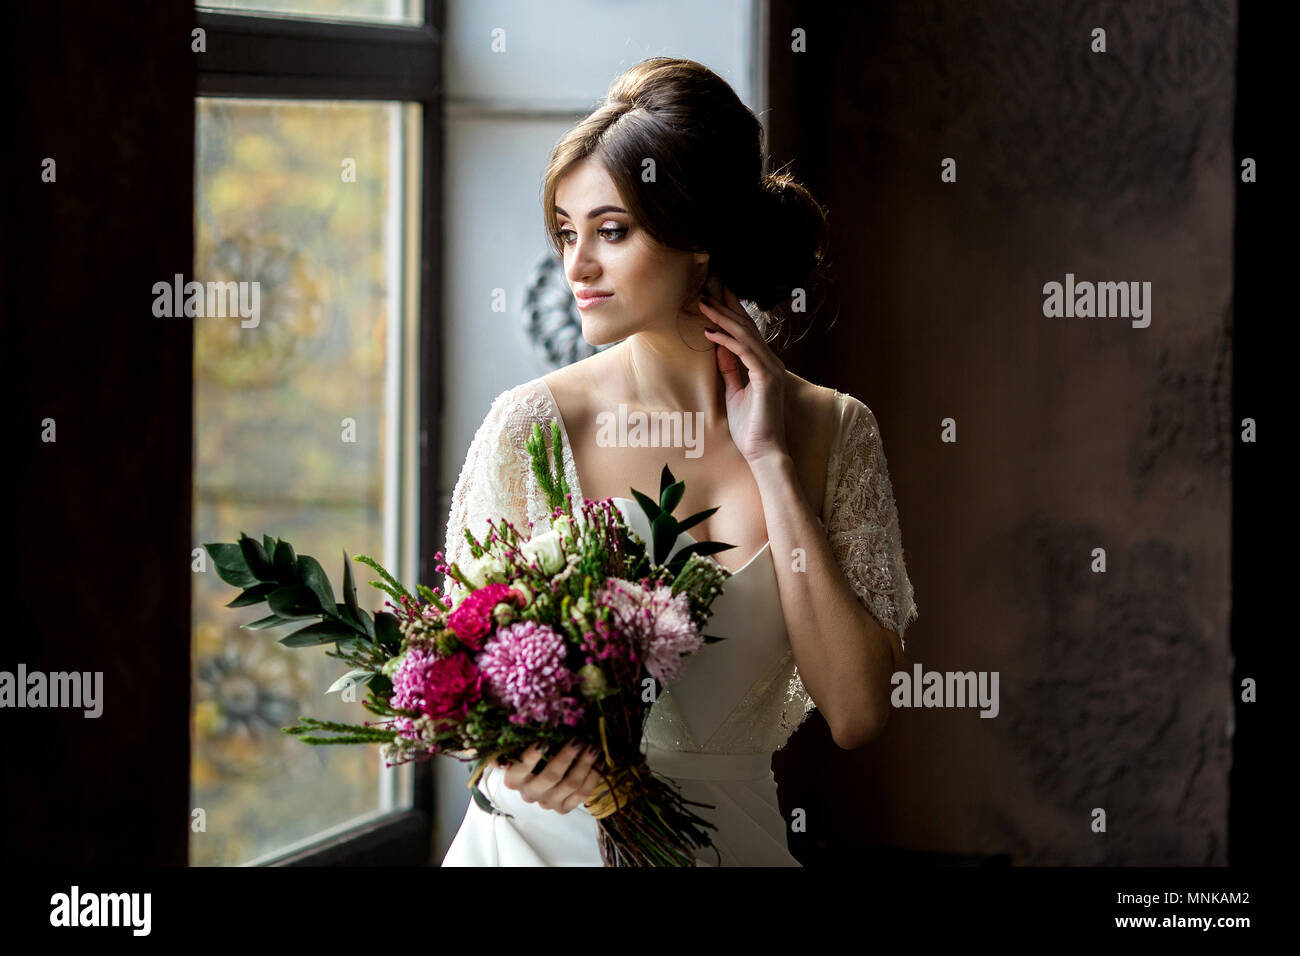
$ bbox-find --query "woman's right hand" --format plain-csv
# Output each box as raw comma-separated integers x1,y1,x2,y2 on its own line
498,739,605,814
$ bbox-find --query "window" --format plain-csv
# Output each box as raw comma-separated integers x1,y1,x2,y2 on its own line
203,0,422,26
192,0,441,866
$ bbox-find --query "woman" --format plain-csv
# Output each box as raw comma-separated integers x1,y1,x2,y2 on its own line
441,57,917,866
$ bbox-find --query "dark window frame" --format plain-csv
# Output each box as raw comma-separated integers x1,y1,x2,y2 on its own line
194,0,444,867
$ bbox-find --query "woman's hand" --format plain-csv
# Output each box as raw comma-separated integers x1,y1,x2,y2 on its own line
498,739,605,814
699,286,789,465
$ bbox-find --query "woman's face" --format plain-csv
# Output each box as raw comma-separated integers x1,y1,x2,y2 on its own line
554,157,707,346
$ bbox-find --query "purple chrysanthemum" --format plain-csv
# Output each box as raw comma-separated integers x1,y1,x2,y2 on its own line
475,620,583,726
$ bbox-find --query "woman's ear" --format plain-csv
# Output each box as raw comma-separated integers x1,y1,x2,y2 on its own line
691,254,724,300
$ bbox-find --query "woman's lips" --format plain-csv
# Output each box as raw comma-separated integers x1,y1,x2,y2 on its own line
575,293,613,310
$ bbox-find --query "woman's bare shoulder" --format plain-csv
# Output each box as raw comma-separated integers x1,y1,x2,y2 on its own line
540,348,619,415
782,370,838,439
781,371,839,516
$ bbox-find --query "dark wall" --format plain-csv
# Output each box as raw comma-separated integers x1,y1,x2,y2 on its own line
770,1,1237,864
5,3,196,864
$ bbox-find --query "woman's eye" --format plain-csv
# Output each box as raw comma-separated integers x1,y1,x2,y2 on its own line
557,225,627,245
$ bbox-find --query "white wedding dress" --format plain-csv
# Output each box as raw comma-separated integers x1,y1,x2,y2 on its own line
439,377,917,866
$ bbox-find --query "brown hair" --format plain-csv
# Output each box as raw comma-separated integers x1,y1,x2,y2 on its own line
541,57,831,351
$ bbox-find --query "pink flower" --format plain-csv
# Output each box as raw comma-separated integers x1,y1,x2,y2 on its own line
446,582,518,649
390,649,483,739
475,620,583,726
596,577,702,684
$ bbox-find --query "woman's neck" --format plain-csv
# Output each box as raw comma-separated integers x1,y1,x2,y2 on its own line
613,331,729,425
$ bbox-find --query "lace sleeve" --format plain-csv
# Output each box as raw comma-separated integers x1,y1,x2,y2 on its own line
441,385,539,590
824,396,918,652
777,396,917,745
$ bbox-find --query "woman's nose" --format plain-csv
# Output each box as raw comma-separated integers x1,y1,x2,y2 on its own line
567,243,600,282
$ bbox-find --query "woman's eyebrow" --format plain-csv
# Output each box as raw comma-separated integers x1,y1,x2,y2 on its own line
554,205,627,219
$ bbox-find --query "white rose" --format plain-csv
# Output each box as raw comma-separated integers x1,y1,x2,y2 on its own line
520,529,566,575
463,552,508,589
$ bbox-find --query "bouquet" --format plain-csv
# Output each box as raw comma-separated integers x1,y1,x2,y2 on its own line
204,419,739,866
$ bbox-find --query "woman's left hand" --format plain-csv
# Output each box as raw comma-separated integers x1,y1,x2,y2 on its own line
700,286,788,466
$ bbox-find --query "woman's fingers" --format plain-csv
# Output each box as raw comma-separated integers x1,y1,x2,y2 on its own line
702,320,765,381
559,761,605,814
550,747,602,814
512,740,579,802
700,295,780,379
500,740,606,812
501,742,544,789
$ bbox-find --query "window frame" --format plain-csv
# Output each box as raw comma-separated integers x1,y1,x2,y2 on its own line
194,0,443,867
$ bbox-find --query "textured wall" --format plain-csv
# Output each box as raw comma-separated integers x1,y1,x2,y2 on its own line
773,0,1234,865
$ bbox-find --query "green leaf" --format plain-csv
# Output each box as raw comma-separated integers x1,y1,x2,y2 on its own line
297,555,337,616
273,539,297,581
242,613,291,631
206,543,257,588
373,612,402,653
651,512,679,565
281,620,356,647
660,464,676,496
342,550,362,626
225,582,278,608
630,488,662,523
665,540,737,579
266,584,323,620
701,633,726,644
263,534,277,557
671,540,735,561
358,608,375,639
470,784,496,814
238,533,276,581
659,479,684,514
674,506,718,534
326,668,374,694
334,602,361,630
327,603,369,639
368,672,393,697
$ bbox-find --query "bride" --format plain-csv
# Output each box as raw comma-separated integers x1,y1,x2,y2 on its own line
440,57,917,866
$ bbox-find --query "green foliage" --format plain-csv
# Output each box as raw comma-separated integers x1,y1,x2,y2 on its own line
281,716,398,745
627,464,737,580
527,420,571,516
203,533,397,664
354,552,412,603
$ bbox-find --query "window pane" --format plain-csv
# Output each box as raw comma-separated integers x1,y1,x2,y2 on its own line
192,97,419,866
197,0,422,26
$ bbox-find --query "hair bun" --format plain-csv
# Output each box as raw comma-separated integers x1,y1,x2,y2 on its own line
738,173,828,316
